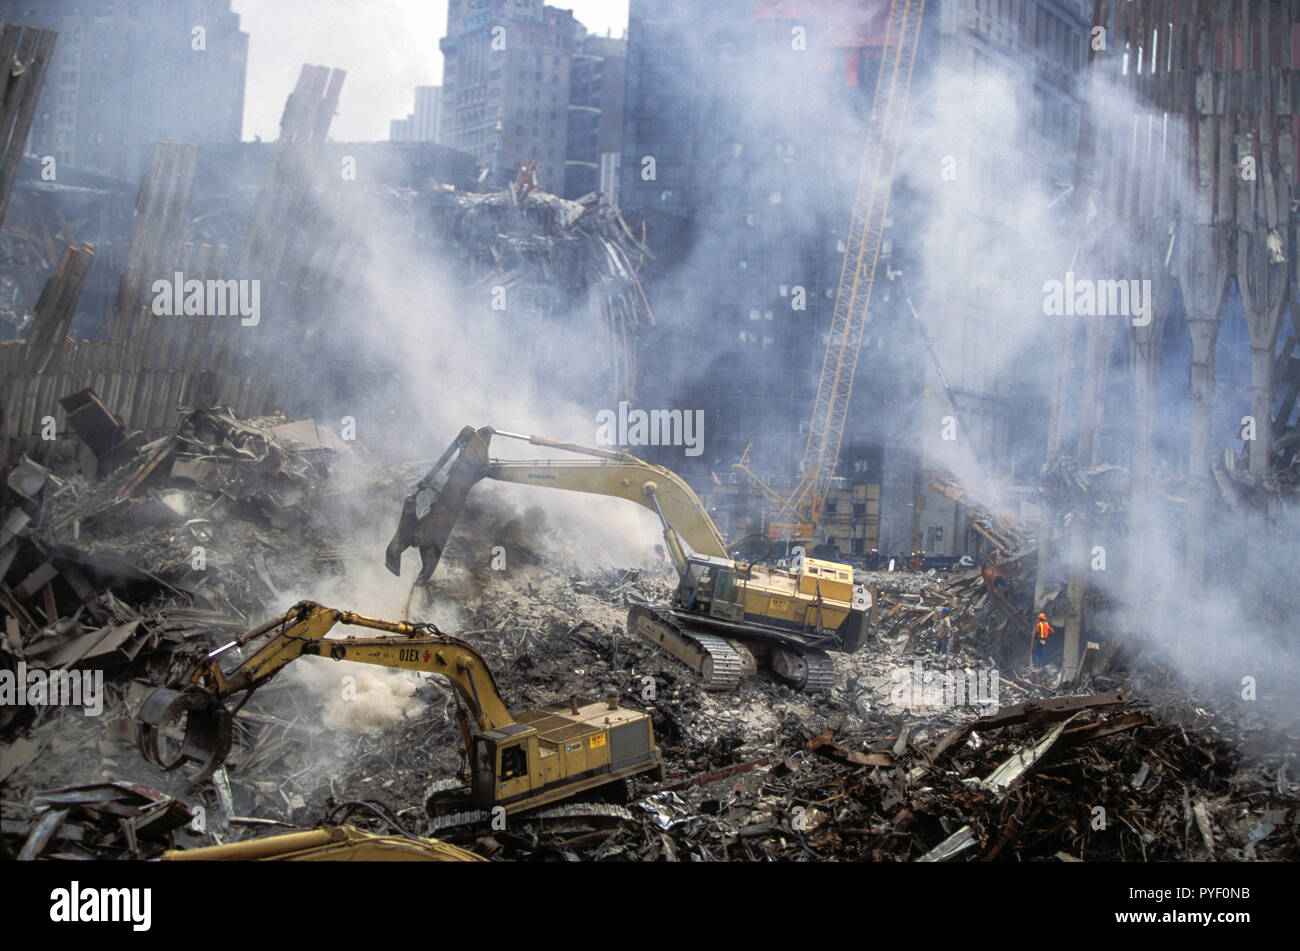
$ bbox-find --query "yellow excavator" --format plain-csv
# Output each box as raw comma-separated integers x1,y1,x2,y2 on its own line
137,600,664,819
385,426,872,692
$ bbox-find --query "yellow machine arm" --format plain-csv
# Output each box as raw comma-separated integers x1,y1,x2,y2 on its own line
386,425,730,582
163,824,486,862
137,600,513,781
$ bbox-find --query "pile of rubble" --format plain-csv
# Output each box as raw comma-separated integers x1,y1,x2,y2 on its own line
1,782,195,860
3,406,1299,862
370,558,1296,861
2,401,359,656
1,395,393,842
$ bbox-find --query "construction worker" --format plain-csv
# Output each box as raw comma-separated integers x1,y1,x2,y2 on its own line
936,606,952,655
684,566,715,611
1032,613,1053,668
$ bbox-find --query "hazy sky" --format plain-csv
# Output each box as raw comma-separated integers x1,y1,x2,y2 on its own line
230,0,629,142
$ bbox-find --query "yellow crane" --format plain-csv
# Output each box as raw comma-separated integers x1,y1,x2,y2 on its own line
734,0,926,544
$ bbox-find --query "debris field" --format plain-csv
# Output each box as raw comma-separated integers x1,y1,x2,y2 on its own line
2,404,1297,861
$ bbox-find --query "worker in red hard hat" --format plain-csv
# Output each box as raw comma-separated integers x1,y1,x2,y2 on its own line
1032,613,1053,668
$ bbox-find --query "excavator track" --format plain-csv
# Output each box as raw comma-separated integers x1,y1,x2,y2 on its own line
424,777,471,817
691,634,745,691
534,802,635,823
427,809,490,833
427,802,634,834
772,646,836,693
801,650,837,693
426,777,465,797
628,604,744,691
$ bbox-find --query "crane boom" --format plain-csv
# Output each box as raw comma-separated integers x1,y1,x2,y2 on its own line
736,0,926,542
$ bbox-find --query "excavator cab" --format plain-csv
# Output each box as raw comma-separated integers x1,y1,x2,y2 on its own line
471,725,540,806
468,699,664,812
676,557,744,623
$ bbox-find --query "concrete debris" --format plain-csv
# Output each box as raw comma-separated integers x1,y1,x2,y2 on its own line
58,388,141,474
1,406,1297,862
5,781,192,860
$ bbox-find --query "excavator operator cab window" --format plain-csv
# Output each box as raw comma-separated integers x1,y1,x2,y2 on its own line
500,744,527,780
680,562,715,612
713,569,736,604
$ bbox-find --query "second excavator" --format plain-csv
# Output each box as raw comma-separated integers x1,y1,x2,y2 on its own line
136,600,665,820
385,426,872,692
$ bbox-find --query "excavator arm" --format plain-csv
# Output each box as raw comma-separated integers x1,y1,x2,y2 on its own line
137,600,513,783
385,425,729,583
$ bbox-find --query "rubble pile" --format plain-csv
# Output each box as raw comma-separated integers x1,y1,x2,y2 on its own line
1,781,194,861
422,168,652,293
882,476,1046,670
274,557,1297,863
3,402,377,621
170,561,1300,862
867,564,1035,674
3,408,1299,862
685,698,1295,862
0,400,389,824
411,560,1297,861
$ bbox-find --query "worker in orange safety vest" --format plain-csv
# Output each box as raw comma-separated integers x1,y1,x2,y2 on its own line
1031,613,1053,668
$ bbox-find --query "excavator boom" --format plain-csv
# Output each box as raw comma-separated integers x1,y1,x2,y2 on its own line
386,426,729,583
138,600,513,783
177,601,510,725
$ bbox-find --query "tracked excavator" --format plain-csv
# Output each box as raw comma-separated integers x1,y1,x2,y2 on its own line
136,600,664,820
385,426,872,692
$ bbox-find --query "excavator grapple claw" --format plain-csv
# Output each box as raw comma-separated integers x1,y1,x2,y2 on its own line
385,492,417,576
136,685,232,786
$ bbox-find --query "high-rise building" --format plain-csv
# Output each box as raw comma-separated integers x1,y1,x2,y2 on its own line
910,0,1091,555
413,85,442,142
389,86,440,143
564,32,624,200
439,0,578,194
0,0,247,182
390,117,415,142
